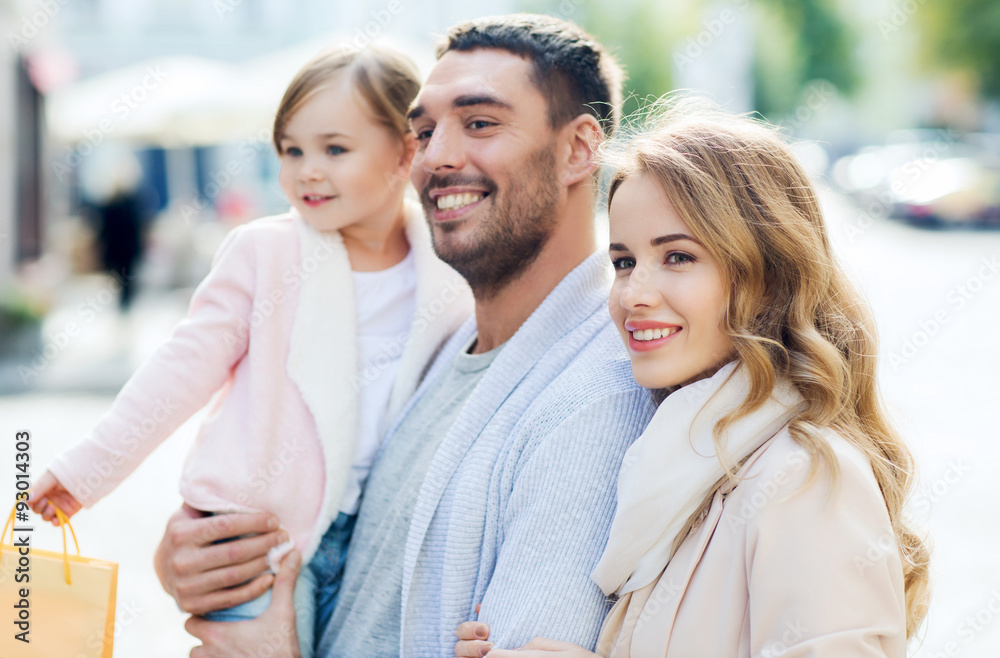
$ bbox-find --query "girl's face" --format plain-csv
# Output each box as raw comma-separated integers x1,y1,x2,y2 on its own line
277,74,412,233
608,174,734,390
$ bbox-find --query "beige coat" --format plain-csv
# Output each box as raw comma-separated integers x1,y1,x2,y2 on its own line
597,429,907,657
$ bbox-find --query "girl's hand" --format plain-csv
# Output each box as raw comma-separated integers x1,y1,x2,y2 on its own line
455,622,599,658
28,471,83,525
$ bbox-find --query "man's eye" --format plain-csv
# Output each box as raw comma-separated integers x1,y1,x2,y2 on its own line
611,257,636,271
468,120,494,130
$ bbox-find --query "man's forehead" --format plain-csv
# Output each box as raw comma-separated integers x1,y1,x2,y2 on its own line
414,49,533,110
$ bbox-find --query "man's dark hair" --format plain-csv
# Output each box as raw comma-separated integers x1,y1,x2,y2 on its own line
436,13,625,138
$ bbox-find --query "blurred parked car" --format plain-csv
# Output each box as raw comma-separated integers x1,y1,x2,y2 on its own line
832,130,1000,228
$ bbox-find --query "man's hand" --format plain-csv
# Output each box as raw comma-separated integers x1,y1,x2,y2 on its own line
185,550,303,658
154,504,286,615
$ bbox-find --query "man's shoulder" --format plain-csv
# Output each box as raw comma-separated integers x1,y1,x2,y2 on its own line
524,319,654,430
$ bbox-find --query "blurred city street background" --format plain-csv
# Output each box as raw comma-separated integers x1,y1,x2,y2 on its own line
0,0,998,656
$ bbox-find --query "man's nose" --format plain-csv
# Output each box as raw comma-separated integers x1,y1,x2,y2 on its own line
421,122,466,172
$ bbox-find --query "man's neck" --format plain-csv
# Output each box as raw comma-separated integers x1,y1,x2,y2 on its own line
470,192,598,354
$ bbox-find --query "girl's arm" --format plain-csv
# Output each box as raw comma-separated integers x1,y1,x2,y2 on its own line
43,225,258,509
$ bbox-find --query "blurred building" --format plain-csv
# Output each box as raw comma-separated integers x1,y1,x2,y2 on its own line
1,0,514,293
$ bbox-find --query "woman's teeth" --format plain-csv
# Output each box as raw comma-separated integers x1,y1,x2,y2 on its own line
631,327,680,341
436,192,484,210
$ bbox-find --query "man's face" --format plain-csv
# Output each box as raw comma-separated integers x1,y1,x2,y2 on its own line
408,48,564,297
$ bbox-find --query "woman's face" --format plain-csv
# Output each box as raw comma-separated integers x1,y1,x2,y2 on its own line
608,174,734,390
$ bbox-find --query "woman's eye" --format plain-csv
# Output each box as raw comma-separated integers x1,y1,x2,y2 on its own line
327,145,346,155
611,257,636,271
415,128,433,141
665,252,695,265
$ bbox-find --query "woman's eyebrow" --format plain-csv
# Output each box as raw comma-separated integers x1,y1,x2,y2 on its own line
608,242,629,252
651,233,701,246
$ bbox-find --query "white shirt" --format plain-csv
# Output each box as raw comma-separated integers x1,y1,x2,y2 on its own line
340,250,417,514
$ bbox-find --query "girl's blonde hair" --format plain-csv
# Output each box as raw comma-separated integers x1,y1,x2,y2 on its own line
604,96,930,638
273,43,421,152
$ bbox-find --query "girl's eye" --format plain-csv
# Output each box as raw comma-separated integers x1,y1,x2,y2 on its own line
611,257,636,271
327,145,346,155
665,252,695,265
284,146,302,157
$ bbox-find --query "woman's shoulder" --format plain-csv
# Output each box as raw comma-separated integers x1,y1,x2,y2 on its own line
729,426,890,534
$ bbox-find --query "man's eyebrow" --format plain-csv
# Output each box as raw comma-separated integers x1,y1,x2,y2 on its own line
452,94,513,112
652,233,701,246
407,94,514,123
406,105,425,122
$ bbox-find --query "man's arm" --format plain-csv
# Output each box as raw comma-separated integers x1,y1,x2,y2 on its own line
477,389,653,650
154,504,284,615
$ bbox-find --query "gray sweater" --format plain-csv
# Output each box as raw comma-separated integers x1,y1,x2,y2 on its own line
397,252,656,655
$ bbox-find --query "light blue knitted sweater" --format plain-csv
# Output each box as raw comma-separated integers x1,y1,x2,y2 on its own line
395,252,656,655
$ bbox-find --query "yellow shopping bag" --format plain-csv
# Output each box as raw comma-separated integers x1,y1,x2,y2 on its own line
0,502,117,658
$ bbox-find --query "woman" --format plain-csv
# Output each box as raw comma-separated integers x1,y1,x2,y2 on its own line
455,100,929,657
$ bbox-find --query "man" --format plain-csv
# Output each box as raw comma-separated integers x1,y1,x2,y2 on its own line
159,14,656,657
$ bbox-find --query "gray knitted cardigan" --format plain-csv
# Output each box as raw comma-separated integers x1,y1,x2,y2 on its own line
395,252,657,655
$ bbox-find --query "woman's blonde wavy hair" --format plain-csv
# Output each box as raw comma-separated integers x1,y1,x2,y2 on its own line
603,97,930,638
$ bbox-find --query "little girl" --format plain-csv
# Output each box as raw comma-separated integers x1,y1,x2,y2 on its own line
30,44,471,656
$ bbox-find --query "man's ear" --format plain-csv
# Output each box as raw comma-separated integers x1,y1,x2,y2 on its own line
559,114,603,188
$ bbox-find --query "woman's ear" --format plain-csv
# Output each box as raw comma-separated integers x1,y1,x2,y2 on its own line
559,114,603,187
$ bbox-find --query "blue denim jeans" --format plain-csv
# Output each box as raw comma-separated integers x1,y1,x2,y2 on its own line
307,511,357,644
200,513,321,658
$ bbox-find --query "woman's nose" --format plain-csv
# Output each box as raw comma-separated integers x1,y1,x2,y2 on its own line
618,267,659,310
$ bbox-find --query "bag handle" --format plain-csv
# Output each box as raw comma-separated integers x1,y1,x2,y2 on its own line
4,501,81,585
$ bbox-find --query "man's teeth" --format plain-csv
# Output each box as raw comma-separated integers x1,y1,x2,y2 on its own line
436,192,484,210
631,327,679,341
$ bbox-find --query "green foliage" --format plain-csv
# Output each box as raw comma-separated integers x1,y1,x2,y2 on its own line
918,0,1000,98
520,0,857,119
